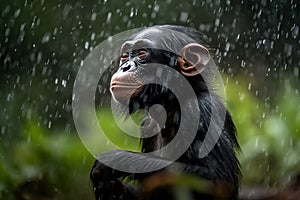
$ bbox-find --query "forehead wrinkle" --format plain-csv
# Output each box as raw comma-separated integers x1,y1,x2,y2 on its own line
121,39,154,52
132,39,153,49
121,42,131,51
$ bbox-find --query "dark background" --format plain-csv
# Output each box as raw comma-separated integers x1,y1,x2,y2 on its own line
0,0,299,199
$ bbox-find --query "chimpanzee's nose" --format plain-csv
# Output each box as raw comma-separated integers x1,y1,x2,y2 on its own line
119,61,136,72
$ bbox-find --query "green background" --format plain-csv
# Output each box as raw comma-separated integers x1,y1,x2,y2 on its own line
1,0,299,199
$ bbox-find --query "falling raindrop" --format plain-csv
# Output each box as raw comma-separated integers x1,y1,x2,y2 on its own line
48,121,52,129
248,83,252,91
62,80,67,87
84,41,89,49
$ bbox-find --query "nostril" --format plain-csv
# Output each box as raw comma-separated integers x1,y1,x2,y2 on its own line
120,61,136,72
122,65,130,72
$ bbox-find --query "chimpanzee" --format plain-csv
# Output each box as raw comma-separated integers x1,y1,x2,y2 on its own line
90,25,241,200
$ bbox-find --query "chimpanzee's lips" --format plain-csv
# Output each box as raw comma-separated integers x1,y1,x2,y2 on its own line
110,81,142,90
110,81,143,102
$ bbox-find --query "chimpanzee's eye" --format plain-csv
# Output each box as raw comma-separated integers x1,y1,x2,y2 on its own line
137,49,149,63
120,52,129,62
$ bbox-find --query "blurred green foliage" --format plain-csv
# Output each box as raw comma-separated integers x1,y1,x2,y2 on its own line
225,77,300,186
1,0,299,199
0,77,299,199
97,109,142,152
0,123,94,199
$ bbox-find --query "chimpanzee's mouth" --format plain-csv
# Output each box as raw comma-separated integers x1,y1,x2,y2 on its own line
110,81,143,91
110,81,143,102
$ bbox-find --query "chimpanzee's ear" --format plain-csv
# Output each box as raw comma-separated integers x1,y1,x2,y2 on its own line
178,43,210,76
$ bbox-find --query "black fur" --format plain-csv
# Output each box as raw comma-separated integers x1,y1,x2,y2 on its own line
90,25,241,200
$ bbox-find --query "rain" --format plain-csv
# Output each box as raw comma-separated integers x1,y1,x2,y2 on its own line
0,0,299,199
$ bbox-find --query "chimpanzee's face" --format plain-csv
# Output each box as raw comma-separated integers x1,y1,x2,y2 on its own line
110,28,210,103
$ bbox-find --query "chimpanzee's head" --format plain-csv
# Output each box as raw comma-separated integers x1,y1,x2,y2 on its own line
110,25,211,104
